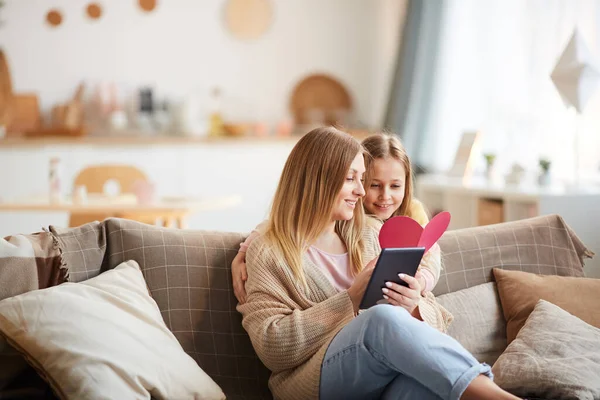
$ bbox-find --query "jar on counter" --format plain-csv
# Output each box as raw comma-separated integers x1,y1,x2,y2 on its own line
49,157,63,203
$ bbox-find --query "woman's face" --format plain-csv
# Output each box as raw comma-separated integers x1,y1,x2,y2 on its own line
363,157,406,220
331,153,366,221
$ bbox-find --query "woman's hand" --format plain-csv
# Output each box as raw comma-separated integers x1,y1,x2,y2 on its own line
347,257,378,313
382,273,422,316
232,252,248,304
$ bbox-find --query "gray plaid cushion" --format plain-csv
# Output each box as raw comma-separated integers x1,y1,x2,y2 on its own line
434,214,592,296
102,218,271,400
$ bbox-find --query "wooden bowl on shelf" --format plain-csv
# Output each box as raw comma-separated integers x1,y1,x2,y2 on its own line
289,74,353,126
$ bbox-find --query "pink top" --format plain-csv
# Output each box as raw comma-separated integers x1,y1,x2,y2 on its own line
305,246,353,291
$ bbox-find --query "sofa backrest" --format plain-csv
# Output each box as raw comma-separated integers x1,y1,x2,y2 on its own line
52,218,272,400
434,214,591,296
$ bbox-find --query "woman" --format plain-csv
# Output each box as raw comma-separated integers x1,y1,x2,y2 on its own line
237,127,519,400
233,132,441,304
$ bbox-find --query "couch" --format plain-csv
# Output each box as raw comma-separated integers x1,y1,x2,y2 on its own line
0,214,596,400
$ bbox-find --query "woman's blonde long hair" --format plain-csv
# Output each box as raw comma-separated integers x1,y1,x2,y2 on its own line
361,132,414,219
265,127,366,288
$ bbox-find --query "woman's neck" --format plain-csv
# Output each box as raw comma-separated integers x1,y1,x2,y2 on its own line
322,221,336,235
312,222,347,254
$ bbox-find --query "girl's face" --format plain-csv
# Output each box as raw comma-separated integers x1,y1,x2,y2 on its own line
364,157,406,220
331,153,366,221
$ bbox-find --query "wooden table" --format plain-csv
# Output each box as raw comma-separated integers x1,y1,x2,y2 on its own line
0,194,242,228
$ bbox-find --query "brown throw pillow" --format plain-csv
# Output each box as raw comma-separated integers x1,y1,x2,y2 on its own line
493,268,600,343
492,300,600,400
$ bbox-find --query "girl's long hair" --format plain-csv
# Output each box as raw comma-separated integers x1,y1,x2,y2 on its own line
266,127,366,288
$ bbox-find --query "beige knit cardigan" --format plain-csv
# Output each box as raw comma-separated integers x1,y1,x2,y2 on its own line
237,225,453,400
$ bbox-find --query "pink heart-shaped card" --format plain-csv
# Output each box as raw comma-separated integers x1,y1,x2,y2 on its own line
379,211,451,253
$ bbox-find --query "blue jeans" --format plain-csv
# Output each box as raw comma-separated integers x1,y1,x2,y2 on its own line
319,305,492,400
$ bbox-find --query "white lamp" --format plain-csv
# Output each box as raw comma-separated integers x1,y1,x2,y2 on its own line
550,28,600,186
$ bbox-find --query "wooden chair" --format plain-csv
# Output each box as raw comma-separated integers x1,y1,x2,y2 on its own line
69,164,153,227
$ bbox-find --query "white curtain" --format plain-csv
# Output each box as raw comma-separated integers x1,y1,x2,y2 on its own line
419,0,600,183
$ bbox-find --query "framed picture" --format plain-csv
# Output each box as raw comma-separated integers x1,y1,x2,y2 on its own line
447,131,481,179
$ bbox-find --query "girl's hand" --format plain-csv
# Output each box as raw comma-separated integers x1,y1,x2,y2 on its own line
232,252,248,304
347,257,378,313
382,273,422,316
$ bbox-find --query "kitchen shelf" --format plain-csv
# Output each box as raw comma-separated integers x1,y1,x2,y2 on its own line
0,134,304,148
0,130,371,148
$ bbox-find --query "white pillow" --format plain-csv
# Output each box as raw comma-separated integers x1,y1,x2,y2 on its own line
0,260,225,400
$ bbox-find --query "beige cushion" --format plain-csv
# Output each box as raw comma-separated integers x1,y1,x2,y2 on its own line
493,300,600,400
0,260,225,400
437,282,506,365
493,268,600,343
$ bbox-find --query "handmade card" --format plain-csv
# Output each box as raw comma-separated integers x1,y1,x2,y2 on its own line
378,211,451,253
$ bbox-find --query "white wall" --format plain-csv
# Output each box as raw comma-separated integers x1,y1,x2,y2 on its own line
0,0,403,128
0,0,405,236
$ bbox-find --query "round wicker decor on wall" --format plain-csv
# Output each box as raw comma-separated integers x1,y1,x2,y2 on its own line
86,3,103,20
139,0,157,13
290,74,353,126
46,9,63,27
224,0,273,40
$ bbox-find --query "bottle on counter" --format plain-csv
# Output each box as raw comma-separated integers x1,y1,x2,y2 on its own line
208,87,225,137
49,157,63,203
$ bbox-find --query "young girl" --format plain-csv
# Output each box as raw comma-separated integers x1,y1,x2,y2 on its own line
361,131,442,296
238,127,518,400
232,132,441,304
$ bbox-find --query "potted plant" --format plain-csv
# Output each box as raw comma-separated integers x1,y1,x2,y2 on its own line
483,153,496,180
538,157,552,186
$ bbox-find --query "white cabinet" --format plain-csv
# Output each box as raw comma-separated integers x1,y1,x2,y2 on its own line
416,174,600,278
